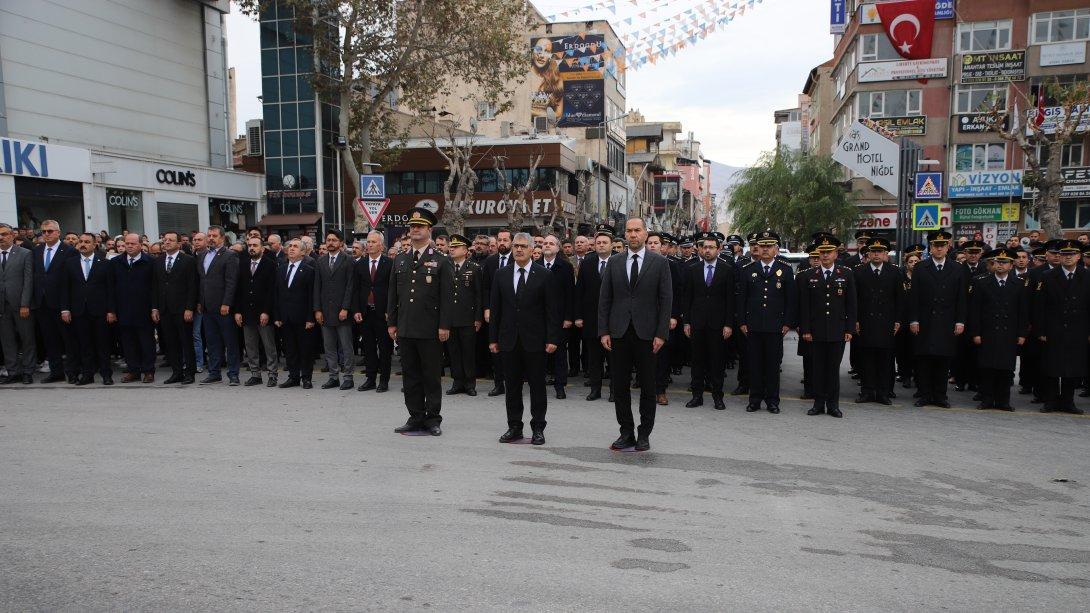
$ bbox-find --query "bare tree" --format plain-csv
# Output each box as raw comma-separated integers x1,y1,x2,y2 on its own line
428,120,479,236
986,79,1090,238
495,153,545,233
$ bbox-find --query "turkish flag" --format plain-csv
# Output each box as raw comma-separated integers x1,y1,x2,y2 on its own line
1034,87,1047,127
876,0,936,60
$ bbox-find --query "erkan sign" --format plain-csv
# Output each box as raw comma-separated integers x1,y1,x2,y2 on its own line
833,120,900,197
957,113,1009,133
960,51,1026,84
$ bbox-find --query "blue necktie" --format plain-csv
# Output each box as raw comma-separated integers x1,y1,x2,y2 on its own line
82,257,91,280
45,246,53,270
705,264,713,287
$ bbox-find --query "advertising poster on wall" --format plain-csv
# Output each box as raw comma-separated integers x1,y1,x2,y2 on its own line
530,33,619,128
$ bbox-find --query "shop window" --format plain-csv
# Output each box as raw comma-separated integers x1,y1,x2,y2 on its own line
1031,9,1090,44
955,84,1007,114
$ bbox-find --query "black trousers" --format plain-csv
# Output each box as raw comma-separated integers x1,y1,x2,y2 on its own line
1041,376,1080,411
848,338,860,373
447,325,477,391
475,321,492,378
160,312,195,376
689,327,725,398
654,337,671,394
70,315,112,378
1019,337,1040,392
610,326,656,437
670,326,688,368
799,340,813,396
916,355,951,403
568,327,581,375
400,337,443,427
502,340,547,431
746,331,783,406
547,333,568,388
812,340,845,410
120,324,155,374
734,331,749,388
860,346,895,400
35,307,75,375
979,368,1013,408
281,322,316,380
585,335,606,390
895,329,915,382
360,308,392,380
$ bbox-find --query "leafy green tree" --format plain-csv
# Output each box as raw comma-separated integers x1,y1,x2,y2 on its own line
728,149,858,250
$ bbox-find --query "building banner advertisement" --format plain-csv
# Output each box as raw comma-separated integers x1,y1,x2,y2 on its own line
948,170,1023,198
531,33,616,128
952,203,1020,223
957,113,1009,133
861,1,954,24
857,58,948,83
872,116,926,136
833,120,900,197
1039,42,1086,67
960,51,1026,84
1025,167,1090,199
1029,105,1090,136
0,136,91,183
830,0,847,34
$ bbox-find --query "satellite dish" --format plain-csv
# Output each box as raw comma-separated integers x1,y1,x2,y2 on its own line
417,199,440,213
282,174,296,189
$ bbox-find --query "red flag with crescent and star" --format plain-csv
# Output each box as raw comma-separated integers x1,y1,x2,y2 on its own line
876,0,936,60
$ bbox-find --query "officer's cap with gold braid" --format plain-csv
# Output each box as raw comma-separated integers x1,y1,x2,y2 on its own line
812,232,841,252
755,229,780,246
407,207,437,227
448,233,469,248
927,230,953,245
593,223,613,238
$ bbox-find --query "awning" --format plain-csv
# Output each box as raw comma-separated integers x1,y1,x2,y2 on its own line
257,213,323,226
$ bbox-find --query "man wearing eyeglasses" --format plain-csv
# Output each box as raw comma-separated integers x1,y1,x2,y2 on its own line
31,220,79,383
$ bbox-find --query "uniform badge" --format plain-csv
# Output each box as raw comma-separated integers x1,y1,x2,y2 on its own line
426,275,433,284
775,269,782,277
837,288,843,296
776,281,781,289
752,272,757,277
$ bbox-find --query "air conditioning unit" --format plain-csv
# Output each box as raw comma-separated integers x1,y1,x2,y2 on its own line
245,119,264,156
499,121,513,138
533,116,549,133
585,126,604,139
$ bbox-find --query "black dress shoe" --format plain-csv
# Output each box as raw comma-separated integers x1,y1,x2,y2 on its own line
731,386,748,395
76,375,93,386
607,392,614,403
244,376,262,386
321,377,340,389
66,374,79,384
997,406,1015,412
499,428,524,443
359,378,377,391
162,374,182,385
713,397,726,411
339,378,354,391
376,380,389,393
228,376,240,386
267,375,278,387
180,375,194,385
446,386,464,395
555,388,566,400
933,400,951,408
200,375,222,385
610,434,636,450
101,376,114,386
745,403,760,412
855,394,873,404
767,405,780,414
807,407,824,416
976,402,991,410
913,398,929,407
488,385,505,397
586,389,601,401
531,431,545,446
279,377,300,389
42,373,65,384
685,396,703,408
22,374,33,384
1067,406,1086,415
875,397,893,406
394,422,424,433
465,388,477,397
634,437,650,451
427,425,442,436
827,407,843,418
302,379,313,389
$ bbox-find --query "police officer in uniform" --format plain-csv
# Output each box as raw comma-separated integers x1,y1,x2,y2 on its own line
730,232,761,397
1034,239,1090,414
798,234,856,418
853,236,901,405
388,207,454,435
737,230,796,413
954,240,987,393
908,230,968,408
895,243,925,390
445,234,483,397
796,243,820,399
968,247,1027,411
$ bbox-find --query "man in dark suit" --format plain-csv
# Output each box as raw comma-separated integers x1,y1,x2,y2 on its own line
0,223,36,384
969,247,1028,411
540,234,574,399
737,230,796,414
1034,239,1090,414
481,229,513,397
313,230,356,390
198,225,241,385
853,237,902,405
32,220,78,383
234,236,279,387
274,238,317,389
798,234,857,418
489,232,561,445
575,225,614,401
683,232,735,411
152,231,199,384
598,218,673,452
443,234,483,396
908,230,969,408
107,233,156,383
352,231,393,392
58,233,113,385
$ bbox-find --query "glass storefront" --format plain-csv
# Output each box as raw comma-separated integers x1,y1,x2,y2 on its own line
106,189,144,236
14,177,84,233
209,198,256,244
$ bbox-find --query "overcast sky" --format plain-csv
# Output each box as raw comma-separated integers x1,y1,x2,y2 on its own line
224,0,833,167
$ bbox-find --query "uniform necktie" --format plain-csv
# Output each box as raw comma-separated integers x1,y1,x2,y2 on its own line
45,246,53,270
516,267,525,296
1069,272,1074,281
705,264,714,287
764,264,770,275
630,254,639,289
824,269,831,281
546,262,552,270
873,266,880,276
129,256,135,268
287,262,296,287
937,264,943,272
500,255,507,268
82,257,91,280
999,279,1005,287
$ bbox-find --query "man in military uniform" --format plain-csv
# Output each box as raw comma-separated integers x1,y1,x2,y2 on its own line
968,247,1027,411
737,230,796,413
683,231,735,410
908,230,968,408
444,234,482,397
798,234,856,418
954,240,987,393
648,231,683,406
679,236,695,261
853,237,901,405
387,207,454,435
1034,239,1090,414
796,243,820,399
1021,240,1059,401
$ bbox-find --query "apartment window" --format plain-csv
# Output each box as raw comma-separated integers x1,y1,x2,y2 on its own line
476,101,497,121
955,84,1008,114
860,34,901,62
955,143,1007,172
857,90,922,118
1035,143,1085,168
1031,9,1090,44
957,20,1013,52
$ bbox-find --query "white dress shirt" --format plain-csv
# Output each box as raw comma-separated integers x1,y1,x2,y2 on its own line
512,261,530,292
625,247,646,281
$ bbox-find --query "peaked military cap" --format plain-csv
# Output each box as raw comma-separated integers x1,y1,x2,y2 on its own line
755,229,780,246
407,207,437,226
812,232,840,252
448,233,469,248
594,223,613,238
960,239,987,253
927,230,953,245
867,237,892,252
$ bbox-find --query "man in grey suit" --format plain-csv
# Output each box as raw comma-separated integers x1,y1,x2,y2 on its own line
598,218,672,452
0,223,36,384
313,229,356,390
197,225,240,385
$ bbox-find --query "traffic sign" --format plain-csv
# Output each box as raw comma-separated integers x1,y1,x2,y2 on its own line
912,203,941,231
357,197,390,228
360,174,386,199
915,172,943,199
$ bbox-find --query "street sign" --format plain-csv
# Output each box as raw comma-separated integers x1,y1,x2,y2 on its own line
360,174,386,199
915,172,943,199
833,120,900,197
912,203,941,231
356,198,390,228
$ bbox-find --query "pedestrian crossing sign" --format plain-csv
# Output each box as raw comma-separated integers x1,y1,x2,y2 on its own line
914,172,942,199
912,203,940,230
360,174,386,199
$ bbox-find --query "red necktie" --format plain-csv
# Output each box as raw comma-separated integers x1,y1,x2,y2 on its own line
368,260,377,305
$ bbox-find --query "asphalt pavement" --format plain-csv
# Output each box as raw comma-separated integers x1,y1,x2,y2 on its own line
2,334,1088,611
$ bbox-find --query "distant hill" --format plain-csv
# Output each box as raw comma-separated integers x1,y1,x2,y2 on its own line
710,162,746,196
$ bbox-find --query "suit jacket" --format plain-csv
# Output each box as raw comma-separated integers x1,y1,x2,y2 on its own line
968,274,1028,371
0,244,33,314
481,252,514,312
853,263,903,348
597,249,672,341
59,252,111,318
683,258,735,330
313,252,356,324
108,253,155,327
737,259,797,333
488,262,560,352
907,259,968,357
274,259,317,325
542,257,575,323
351,255,392,317
152,251,199,316
797,265,857,342
32,241,78,310
575,255,609,339
233,253,278,323
197,246,239,312
1033,266,1090,377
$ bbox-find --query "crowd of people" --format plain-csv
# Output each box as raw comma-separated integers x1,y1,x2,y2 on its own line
0,212,1085,450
